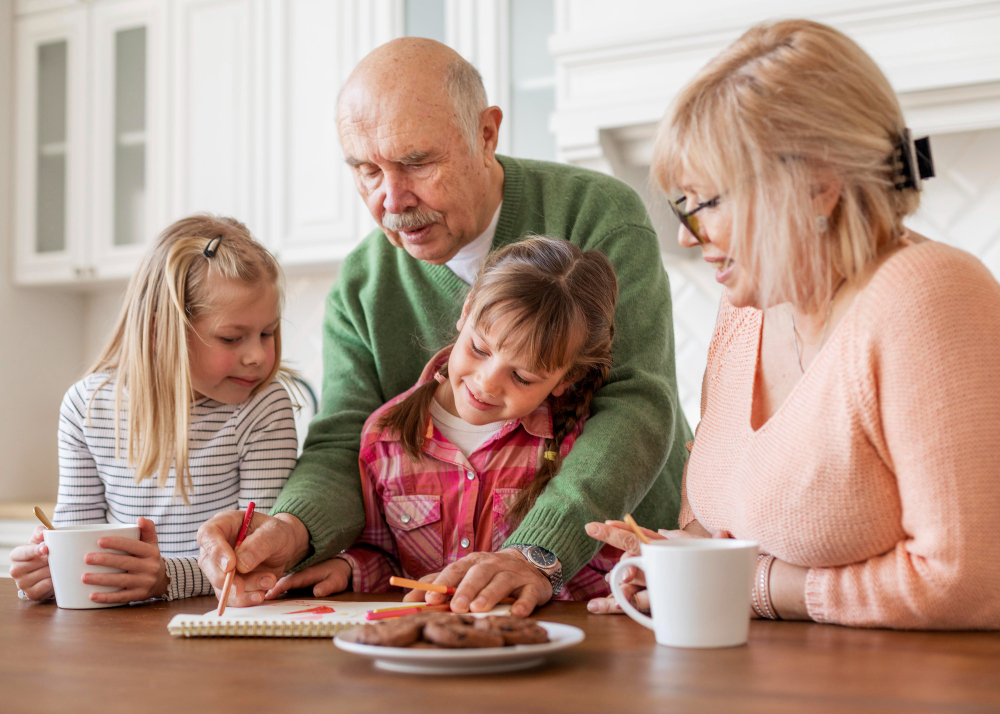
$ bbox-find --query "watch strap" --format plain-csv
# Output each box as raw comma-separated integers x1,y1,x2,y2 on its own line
513,545,564,596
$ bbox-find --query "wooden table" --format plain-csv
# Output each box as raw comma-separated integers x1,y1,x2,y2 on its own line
2,580,999,714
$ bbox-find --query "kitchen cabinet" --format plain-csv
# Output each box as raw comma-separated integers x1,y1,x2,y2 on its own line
13,0,551,282
14,0,166,285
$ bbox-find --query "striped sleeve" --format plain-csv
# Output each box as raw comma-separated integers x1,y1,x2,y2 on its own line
53,382,108,526
164,556,214,600
235,381,298,511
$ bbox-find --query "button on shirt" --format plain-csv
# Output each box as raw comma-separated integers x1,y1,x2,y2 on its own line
336,347,620,601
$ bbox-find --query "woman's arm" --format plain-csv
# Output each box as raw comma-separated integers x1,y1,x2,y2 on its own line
803,247,1000,629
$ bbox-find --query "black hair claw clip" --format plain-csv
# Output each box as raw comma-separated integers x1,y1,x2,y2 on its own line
893,129,935,191
203,235,223,257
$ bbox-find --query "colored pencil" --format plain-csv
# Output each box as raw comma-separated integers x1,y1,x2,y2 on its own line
217,502,255,616
389,576,456,595
624,513,652,545
365,603,452,621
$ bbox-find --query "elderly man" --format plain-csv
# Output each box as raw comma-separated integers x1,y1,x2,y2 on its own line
197,38,691,616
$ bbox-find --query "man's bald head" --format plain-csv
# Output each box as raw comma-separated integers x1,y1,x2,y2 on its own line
338,37,488,152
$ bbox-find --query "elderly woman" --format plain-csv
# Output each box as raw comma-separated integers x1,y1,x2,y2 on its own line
587,19,1000,629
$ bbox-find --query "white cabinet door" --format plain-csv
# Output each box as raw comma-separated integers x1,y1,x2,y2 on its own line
171,0,266,232
266,0,398,266
89,0,167,281
14,8,89,285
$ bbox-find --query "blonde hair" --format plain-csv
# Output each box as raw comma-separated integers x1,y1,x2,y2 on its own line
89,214,286,499
652,19,921,308
378,237,618,526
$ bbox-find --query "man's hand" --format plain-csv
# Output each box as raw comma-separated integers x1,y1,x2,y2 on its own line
423,550,552,618
197,511,310,607
265,557,352,600
401,572,441,603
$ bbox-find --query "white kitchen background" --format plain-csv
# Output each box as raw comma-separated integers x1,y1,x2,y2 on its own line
2,0,999,563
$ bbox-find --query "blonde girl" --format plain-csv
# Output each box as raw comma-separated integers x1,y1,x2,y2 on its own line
10,214,298,603
267,237,621,605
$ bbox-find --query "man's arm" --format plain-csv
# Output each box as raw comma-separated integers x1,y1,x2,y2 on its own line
504,223,689,579
269,271,385,570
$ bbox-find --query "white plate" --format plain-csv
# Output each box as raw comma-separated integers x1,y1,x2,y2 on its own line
334,621,585,675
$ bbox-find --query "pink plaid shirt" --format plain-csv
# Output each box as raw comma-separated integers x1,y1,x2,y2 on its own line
337,349,619,601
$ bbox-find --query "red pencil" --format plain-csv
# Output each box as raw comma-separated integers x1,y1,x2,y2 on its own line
217,502,255,616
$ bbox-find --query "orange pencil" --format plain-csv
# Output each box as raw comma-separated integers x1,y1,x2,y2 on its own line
389,576,456,595
217,502,255,616
365,603,451,621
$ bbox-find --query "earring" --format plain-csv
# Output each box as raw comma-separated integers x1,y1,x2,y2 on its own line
817,215,828,233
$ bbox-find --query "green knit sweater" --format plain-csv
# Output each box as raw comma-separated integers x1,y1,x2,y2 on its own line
272,155,692,579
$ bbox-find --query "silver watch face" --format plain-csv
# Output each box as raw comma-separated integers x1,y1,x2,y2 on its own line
528,545,557,568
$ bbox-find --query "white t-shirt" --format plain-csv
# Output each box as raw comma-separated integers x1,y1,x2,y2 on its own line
429,399,504,459
445,202,502,285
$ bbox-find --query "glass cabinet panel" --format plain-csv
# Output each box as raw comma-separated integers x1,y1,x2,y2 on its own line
113,27,147,247
510,0,556,161
36,40,68,254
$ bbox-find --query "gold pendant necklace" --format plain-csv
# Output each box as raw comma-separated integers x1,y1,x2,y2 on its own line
791,278,847,374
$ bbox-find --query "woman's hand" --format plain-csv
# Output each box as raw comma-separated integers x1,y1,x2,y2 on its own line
9,525,54,601
84,517,169,603
583,518,722,614
583,520,661,614
264,557,352,600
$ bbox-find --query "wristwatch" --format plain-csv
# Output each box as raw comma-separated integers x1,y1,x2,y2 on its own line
512,544,563,596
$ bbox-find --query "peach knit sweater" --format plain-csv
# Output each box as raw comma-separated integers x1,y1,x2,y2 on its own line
679,242,1000,629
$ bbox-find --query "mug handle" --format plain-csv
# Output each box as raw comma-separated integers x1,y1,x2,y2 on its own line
609,556,653,630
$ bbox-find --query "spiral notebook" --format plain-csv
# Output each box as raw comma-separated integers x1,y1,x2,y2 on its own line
167,600,401,638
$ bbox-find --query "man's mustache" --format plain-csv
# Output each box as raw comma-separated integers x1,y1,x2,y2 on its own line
382,207,445,232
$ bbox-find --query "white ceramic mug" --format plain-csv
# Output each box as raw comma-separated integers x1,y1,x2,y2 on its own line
42,523,141,609
609,539,758,648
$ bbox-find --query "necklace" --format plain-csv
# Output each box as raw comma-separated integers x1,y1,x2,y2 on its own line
791,278,846,374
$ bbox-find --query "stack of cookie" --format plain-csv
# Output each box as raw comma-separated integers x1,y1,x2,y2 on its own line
355,613,549,649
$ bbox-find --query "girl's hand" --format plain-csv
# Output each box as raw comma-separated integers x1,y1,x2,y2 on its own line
264,557,351,600
401,572,440,603
84,517,169,603
9,525,54,601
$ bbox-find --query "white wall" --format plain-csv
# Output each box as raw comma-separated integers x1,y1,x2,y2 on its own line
0,0,86,503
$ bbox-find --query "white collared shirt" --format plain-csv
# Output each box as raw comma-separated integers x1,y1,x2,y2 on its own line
445,202,502,285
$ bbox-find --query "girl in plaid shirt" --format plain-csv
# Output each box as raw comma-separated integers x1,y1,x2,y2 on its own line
330,237,622,601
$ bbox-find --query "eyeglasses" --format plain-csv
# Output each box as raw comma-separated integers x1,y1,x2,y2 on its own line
666,195,720,245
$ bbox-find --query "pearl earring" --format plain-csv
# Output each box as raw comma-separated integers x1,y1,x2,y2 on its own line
817,215,828,233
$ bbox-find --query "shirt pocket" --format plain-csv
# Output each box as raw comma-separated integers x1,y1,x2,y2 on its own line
491,488,522,552
384,494,444,577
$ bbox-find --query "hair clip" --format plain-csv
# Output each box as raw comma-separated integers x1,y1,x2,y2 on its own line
544,451,557,461
892,129,935,191
433,371,446,384
203,235,223,258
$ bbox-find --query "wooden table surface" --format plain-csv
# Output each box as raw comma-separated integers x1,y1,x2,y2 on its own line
2,579,999,714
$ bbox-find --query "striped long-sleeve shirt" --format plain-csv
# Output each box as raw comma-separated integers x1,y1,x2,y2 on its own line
337,351,620,601
54,373,298,600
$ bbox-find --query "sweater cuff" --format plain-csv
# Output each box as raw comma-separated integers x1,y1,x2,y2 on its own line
270,495,362,572
804,567,831,623
505,508,597,582
163,557,213,601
